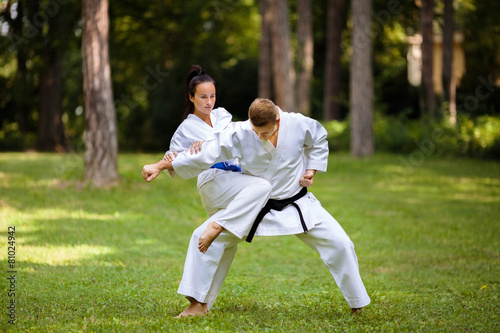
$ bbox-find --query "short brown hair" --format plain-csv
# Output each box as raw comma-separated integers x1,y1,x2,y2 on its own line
248,98,278,127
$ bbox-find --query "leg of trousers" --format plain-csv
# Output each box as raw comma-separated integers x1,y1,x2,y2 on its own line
179,172,270,309
198,172,272,238
295,201,371,309
179,197,370,310
177,221,242,310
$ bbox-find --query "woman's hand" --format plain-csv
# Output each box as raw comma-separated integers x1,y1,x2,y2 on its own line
163,151,178,162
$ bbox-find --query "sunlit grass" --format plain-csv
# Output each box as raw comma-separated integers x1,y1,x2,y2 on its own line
21,245,116,266
0,152,498,332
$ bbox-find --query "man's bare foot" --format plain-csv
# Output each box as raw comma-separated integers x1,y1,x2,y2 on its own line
351,307,363,315
198,221,224,253
174,297,208,318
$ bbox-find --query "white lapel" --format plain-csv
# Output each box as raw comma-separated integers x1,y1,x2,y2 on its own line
263,108,286,181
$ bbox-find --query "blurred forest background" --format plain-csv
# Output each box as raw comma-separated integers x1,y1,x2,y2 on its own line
1,0,499,159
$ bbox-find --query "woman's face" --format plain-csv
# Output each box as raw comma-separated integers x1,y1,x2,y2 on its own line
190,82,216,116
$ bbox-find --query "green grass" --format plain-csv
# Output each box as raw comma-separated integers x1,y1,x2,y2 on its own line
0,152,499,332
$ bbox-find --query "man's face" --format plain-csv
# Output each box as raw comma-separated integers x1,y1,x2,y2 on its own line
252,122,277,140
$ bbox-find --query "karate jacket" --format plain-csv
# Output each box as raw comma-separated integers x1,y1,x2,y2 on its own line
172,108,329,236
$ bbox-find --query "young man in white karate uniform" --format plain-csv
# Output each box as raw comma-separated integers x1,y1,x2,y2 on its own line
142,98,370,317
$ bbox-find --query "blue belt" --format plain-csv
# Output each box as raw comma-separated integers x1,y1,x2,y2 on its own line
210,162,242,172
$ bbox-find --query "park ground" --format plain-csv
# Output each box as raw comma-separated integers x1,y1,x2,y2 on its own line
0,152,498,332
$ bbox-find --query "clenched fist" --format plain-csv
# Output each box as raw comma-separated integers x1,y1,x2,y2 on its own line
142,164,161,182
299,169,316,187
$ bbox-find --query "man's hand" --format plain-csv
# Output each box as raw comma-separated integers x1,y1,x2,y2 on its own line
299,169,316,187
187,140,205,155
142,164,161,182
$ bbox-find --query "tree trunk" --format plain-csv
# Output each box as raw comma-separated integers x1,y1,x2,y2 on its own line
297,0,313,115
420,0,435,119
269,0,295,111
259,0,272,99
37,50,67,152
15,54,30,134
350,0,374,157
442,0,456,124
323,0,345,121
34,1,68,152
11,1,30,134
82,0,119,186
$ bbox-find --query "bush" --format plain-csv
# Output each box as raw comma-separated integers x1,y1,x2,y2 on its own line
323,113,500,159
322,119,350,152
374,112,418,153
0,121,35,151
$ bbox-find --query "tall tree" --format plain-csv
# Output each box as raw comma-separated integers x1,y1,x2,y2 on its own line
15,49,30,134
296,0,313,115
37,48,67,151
36,3,68,152
420,0,435,118
2,1,36,135
82,0,118,186
323,0,346,120
259,0,272,99
442,0,456,124
269,0,295,111
5,1,25,133
350,0,374,157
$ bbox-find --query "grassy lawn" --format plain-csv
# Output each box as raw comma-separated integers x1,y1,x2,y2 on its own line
0,152,498,332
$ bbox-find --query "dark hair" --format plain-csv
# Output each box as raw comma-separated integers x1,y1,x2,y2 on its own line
182,65,216,119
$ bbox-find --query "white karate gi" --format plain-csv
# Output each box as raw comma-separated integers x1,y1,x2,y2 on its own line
167,107,272,238
173,108,371,310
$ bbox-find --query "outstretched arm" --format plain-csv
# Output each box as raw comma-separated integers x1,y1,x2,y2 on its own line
299,169,316,187
163,140,203,178
142,159,173,182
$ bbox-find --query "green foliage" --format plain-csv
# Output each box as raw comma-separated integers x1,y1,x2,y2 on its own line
0,121,34,151
0,152,499,332
106,0,261,151
454,115,500,159
323,119,350,152
325,113,500,159
457,1,500,101
1,0,499,153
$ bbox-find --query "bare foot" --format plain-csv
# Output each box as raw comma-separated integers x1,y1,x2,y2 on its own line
198,221,224,253
351,307,363,315
174,297,208,318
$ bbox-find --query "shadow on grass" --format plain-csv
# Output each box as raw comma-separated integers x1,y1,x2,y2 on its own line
2,153,499,332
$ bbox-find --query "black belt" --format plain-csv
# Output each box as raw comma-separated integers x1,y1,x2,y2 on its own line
246,187,308,243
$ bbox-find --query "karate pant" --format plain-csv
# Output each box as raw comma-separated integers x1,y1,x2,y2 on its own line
177,198,371,310
197,170,272,239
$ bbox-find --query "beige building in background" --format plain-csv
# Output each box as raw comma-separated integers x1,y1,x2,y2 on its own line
407,32,466,94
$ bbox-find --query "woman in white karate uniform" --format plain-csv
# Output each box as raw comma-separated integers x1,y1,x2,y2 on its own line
153,66,272,314
163,65,271,252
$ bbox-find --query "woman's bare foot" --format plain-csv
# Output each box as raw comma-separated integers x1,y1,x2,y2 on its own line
198,221,224,253
174,297,208,318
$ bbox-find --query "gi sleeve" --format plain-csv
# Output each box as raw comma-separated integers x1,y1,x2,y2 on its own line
302,117,329,173
163,128,194,178
171,124,242,179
